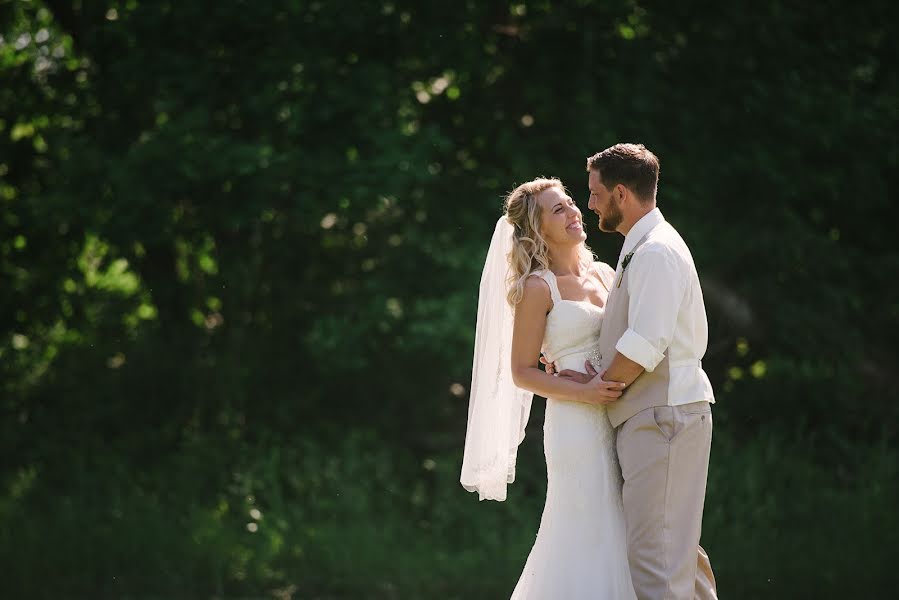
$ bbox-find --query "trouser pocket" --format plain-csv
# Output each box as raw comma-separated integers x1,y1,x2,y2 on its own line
652,406,675,442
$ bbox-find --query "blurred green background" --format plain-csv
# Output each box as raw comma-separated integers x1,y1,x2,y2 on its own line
2,0,897,598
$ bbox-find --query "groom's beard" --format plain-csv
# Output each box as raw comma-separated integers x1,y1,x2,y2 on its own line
598,203,622,232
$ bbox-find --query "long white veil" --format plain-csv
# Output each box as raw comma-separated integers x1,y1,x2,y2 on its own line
460,216,534,501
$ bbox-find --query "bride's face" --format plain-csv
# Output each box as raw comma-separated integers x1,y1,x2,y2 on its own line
536,186,586,247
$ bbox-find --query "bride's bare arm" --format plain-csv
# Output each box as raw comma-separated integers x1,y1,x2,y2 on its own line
510,277,624,405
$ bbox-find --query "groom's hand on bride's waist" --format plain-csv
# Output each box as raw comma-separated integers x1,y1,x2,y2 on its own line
569,361,626,405
539,356,624,404
539,354,557,375
555,360,600,384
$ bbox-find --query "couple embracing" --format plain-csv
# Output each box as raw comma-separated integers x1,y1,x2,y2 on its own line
461,144,718,599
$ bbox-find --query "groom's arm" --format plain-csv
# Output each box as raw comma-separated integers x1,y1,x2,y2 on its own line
600,352,644,387
604,248,686,388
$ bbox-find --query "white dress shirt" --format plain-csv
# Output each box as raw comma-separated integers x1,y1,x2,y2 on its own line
614,208,715,406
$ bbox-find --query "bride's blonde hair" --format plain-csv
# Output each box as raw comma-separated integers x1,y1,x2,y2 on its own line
504,177,594,307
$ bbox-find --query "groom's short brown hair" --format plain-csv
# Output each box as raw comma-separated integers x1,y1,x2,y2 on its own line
586,143,659,203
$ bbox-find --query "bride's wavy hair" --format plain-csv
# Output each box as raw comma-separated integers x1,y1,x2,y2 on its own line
504,177,594,307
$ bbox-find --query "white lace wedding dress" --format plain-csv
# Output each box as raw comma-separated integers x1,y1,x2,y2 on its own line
511,268,636,600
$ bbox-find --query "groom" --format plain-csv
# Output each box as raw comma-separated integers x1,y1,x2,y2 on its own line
555,144,718,599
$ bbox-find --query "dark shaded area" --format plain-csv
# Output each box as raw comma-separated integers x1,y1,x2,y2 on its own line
1,1,897,597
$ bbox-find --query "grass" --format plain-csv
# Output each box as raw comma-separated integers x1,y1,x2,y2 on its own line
1,427,895,599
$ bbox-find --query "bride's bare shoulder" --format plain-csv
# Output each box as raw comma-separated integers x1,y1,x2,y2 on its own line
593,261,616,286
523,273,551,297
593,260,616,275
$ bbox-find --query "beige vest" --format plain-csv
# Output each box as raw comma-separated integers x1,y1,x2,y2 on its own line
600,230,670,428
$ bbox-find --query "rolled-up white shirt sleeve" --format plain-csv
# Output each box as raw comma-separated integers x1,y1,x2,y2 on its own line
614,248,686,372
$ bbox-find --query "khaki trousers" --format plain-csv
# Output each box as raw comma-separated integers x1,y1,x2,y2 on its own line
617,402,717,600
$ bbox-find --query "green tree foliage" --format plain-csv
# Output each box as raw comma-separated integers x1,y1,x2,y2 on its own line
1,1,897,597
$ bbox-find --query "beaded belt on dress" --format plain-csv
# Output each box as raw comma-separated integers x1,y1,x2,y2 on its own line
545,345,604,368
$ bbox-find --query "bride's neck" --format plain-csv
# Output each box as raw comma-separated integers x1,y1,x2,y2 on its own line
548,245,584,277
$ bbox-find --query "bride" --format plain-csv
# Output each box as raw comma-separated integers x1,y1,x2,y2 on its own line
461,177,636,599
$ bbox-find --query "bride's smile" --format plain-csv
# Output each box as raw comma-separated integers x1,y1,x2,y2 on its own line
537,186,588,246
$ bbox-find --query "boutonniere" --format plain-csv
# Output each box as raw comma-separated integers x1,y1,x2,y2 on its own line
617,251,635,288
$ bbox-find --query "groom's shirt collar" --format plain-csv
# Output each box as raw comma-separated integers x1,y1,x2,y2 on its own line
618,207,665,266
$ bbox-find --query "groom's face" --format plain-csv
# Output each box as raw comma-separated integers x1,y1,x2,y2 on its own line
588,170,622,233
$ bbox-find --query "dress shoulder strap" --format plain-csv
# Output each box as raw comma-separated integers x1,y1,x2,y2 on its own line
534,269,563,304
593,261,617,291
